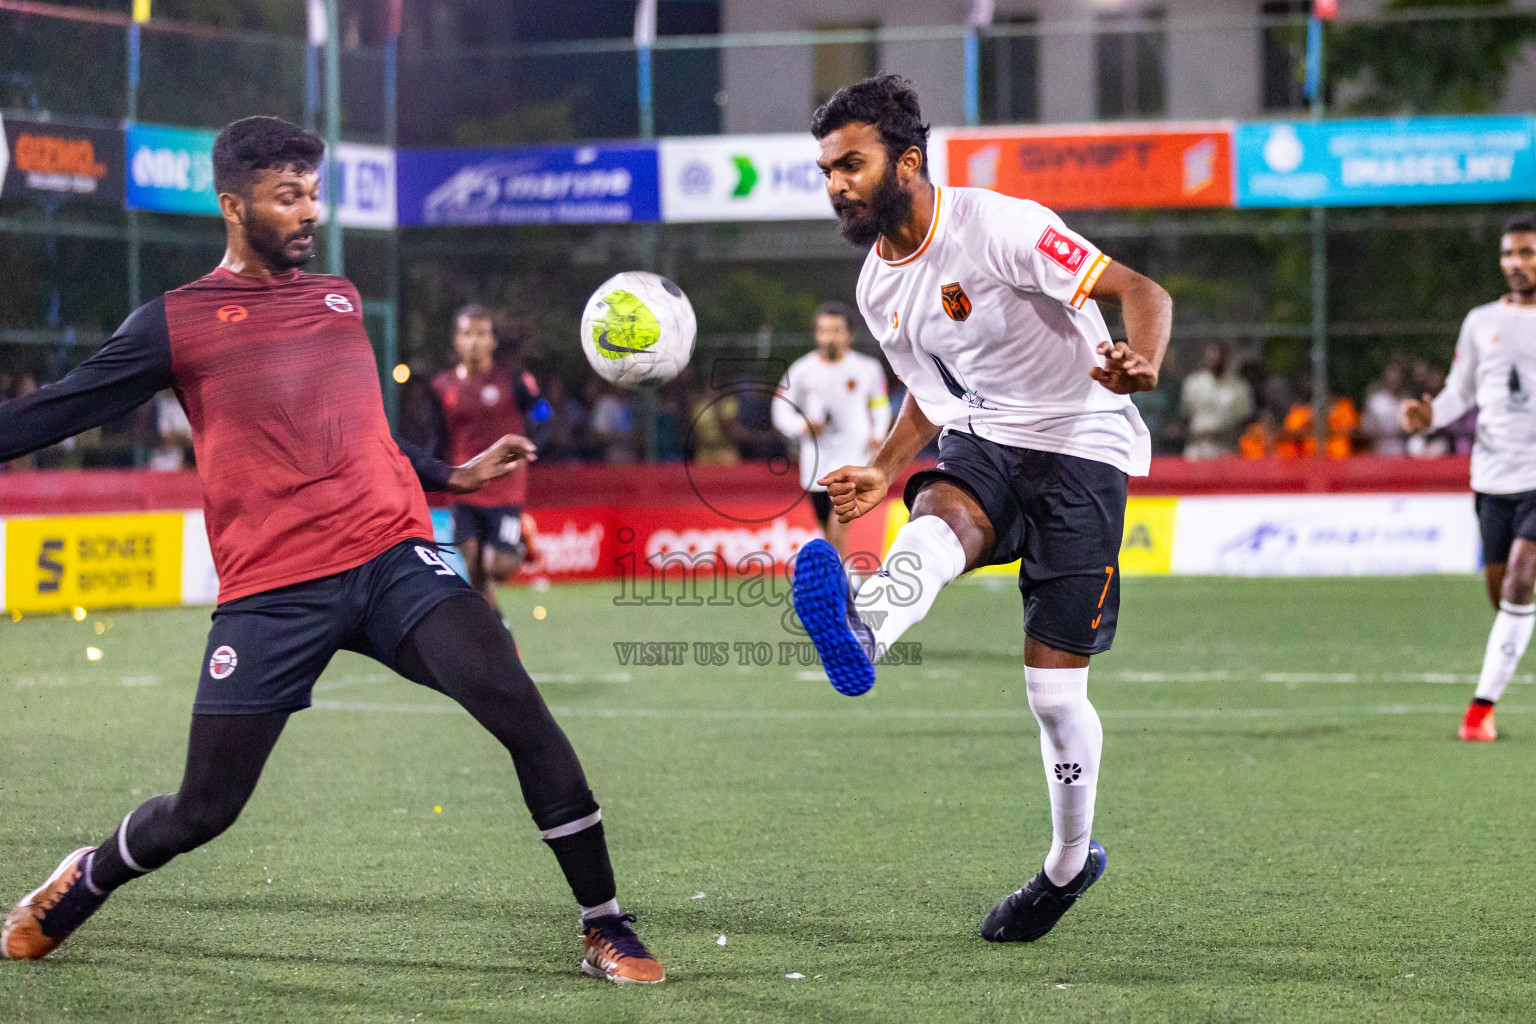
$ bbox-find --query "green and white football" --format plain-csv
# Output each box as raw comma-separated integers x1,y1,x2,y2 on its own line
579,270,696,388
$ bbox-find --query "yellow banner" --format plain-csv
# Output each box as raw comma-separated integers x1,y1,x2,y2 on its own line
881,496,1177,577
4,513,183,612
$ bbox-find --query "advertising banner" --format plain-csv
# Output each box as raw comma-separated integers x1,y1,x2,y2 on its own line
883,497,1178,578
126,123,218,216
659,134,833,222
397,144,660,227
318,142,397,229
3,512,184,613
1,115,123,205
1235,115,1536,207
1170,494,1480,576
944,123,1234,210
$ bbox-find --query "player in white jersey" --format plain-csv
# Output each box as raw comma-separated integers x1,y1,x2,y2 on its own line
790,76,1171,943
1402,216,1536,742
772,300,892,558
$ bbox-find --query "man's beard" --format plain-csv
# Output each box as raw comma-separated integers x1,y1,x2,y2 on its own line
245,210,315,271
832,162,913,248
1509,270,1536,297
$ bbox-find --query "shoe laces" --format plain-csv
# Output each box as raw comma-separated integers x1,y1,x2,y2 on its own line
586,913,652,961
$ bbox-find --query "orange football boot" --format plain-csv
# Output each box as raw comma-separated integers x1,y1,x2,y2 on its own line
3,847,108,960
1460,703,1497,742
581,913,665,984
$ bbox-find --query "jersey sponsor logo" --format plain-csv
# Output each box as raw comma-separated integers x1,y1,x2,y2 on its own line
324,292,355,313
890,310,899,330
216,304,248,323
1035,226,1089,273
208,645,238,680
1510,366,1529,410
930,355,993,410
846,378,858,391
481,384,501,405
939,282,971,322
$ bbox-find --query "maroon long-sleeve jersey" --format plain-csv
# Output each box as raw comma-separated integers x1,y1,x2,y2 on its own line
0,268,450,604
432,364,538,508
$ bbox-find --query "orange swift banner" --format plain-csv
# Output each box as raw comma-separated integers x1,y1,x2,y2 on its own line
944,123,1234,210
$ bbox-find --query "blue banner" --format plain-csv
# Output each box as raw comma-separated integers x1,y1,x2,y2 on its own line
1236,116,1536,208
396,144,660,226
126,123,219,216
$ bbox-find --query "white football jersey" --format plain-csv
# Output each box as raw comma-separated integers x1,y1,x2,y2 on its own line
1431,298,1536,494
855,186,1150,476
772,349,891,491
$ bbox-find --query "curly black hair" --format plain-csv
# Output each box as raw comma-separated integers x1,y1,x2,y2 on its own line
212,116,325,199
811,74,929,178
1504,214,1536,235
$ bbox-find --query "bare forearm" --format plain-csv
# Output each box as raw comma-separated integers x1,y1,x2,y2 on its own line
871,393,940,483
1115,279,1172,380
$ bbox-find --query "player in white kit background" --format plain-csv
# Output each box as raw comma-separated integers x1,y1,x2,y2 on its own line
1402,216,1536,743
772,301,892,558
791,75,1172,944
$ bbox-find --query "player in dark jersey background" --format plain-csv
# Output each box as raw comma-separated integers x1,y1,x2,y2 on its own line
0,117,665,984
433,306,548,606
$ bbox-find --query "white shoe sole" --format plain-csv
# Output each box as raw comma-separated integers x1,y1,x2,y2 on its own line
580,957,664,984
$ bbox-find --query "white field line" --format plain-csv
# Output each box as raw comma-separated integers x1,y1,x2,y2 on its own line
310,700,1527,721
1107,671,1534,685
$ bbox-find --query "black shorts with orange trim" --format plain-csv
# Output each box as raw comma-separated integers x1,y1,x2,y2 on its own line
902,431,1127,657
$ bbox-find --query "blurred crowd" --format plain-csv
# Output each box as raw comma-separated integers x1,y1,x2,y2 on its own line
0,341,1475,472
1133,341,1474,461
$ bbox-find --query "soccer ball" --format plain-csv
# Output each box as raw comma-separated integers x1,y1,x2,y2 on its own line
579,271,696,388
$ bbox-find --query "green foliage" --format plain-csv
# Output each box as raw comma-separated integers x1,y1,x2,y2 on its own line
1331,0,1536,115
690,269,822,336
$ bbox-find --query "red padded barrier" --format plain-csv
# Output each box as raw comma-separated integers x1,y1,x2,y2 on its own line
0,455,1473,517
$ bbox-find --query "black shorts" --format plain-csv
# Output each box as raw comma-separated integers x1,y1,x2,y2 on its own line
1476,490,1536,565
903,431,1128,657
810,490,834,525
452,503,524,554
194,539,476,715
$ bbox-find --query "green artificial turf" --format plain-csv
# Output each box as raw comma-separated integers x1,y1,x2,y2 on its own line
2,574,1533,1022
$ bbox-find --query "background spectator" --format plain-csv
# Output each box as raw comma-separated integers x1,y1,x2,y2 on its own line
589,381,639,463
147,390,194,471
1361,357,1409,456
1178,341,1253,460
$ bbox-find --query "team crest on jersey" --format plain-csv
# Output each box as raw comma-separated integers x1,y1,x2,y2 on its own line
1036,226,1088,272
208,645,238,680
324,293,355,313
940,282,971,322
481,385,501,405
846,378,858,391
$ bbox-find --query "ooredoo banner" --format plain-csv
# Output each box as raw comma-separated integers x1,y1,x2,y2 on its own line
944,123,1234,210
659,134,833,222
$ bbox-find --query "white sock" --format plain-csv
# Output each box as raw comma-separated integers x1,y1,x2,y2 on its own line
580,897,622,924
1026,666,1103,888
855,516,967,653
1475,601,1536,703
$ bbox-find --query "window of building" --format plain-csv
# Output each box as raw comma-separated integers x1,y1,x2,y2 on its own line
1261,0,1312,110
980,16,1040,124
1096,8,1166,119
813,22,879,109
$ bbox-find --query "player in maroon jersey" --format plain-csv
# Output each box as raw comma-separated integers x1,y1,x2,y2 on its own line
433,307,547,606
0,118,663,984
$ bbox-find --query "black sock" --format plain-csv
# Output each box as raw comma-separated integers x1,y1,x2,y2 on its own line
543,822,617,910
1473,697,1496,708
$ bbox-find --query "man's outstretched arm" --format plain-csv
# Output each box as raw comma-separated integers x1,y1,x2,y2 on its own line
0,297,175,465
816,391,940,523
397,433,537,494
